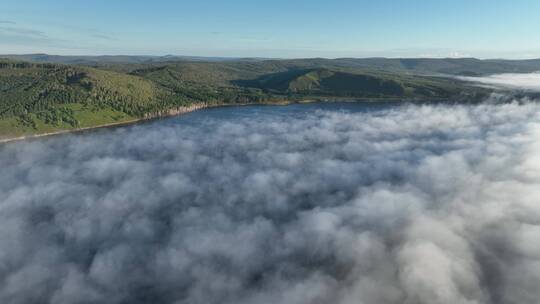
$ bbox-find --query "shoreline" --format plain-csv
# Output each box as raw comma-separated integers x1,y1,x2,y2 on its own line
0,118,143,144
0,96,478,144
0,100,308,144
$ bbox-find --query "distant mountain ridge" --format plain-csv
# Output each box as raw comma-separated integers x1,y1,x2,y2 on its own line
2,54,540,75
0,54,260,65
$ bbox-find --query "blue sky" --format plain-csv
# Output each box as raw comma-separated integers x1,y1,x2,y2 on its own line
1,0,539,58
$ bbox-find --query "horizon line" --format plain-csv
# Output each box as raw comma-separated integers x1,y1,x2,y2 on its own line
2,53,540,61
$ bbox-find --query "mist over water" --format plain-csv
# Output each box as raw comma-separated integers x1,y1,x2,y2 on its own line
457,72,540,91
2,99,540,304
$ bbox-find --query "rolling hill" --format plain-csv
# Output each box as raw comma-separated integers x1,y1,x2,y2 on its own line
0,56,504,140
241,68,479,98
0,60,166,137
4,54,540,75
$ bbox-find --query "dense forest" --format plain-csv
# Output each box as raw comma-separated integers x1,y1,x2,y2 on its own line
0,55,512,138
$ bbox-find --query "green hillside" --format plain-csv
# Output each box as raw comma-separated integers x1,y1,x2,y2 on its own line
0,57,491,140
248,69,406,96
0,60,282,138
243,68,480,98
0,60,161,137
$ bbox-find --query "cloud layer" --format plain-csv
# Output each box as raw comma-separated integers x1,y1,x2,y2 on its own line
1,100,540,304
458,72,540,91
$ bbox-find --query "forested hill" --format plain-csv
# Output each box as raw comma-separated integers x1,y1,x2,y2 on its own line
4,54,540,75
0,56,496,139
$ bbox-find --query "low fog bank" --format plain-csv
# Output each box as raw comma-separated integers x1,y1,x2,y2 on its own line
458,72,540,91
2,98,540,304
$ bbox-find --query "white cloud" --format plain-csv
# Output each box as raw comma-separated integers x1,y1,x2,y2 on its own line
458,72,540,91
1,98,540,303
